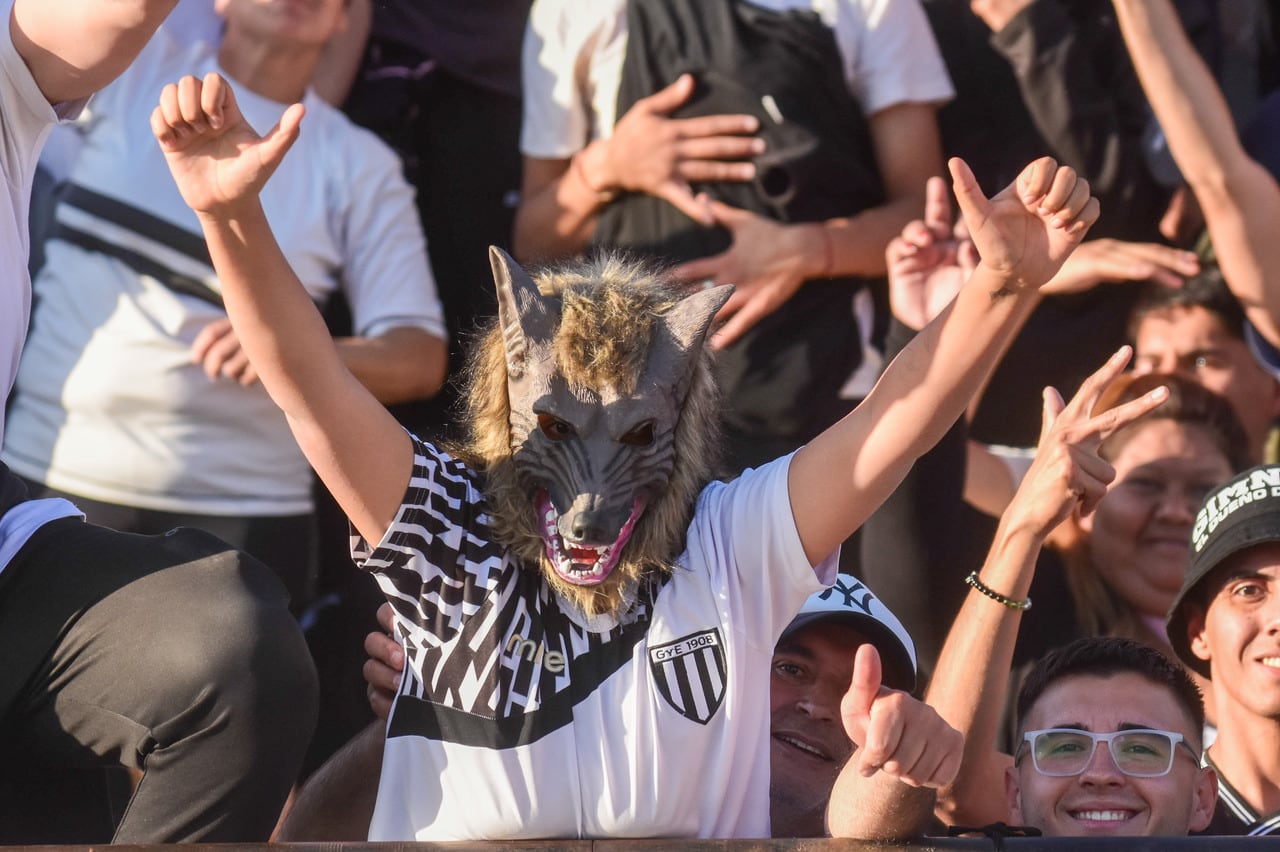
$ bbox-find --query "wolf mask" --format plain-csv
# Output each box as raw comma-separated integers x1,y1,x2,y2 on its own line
458,248,731,616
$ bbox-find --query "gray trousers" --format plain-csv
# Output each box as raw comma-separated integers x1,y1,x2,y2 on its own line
0,517,318,842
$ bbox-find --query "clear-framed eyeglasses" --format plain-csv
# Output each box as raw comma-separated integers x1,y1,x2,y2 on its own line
1016,728,1201,778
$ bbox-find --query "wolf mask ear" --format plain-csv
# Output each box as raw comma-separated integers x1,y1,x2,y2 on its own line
647,284,732,403
491,246,557,379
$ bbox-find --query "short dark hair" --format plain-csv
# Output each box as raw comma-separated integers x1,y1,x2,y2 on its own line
1015,637,1205,744
1127,263,1246,343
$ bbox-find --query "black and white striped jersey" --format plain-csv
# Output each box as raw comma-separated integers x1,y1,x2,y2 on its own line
356,436,832,840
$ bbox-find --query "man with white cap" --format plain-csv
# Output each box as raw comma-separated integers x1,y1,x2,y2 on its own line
1167,463,1280,835
280,574,957,839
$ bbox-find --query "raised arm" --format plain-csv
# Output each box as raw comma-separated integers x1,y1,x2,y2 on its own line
925,349,1167,826
154,72,412,547
788,156,1098,566
1113,0,1280,346
11,0,177,104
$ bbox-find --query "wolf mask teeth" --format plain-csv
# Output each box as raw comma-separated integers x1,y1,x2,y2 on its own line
537,491,646,585
469,248,730,615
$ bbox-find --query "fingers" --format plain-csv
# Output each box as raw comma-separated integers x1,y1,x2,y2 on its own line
948,157,990,233
191,318,254,383
1083,383,1170,446
672,114,762,142
364,628,405,675
852,690,965,788
840,643,884,747
377,601,395,633
1113,242,1200,286
922,175,953,237
640,72,698,115
1038,385,1065,447
1065,345,1134,420
364,606,403,721
259,102,306,172
710,288,770,349
1015,156,1058,207
656,180,716,226
199,70,228,131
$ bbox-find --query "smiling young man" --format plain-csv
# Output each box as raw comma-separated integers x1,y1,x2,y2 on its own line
1168,463,1280,834
1005,636,1217,837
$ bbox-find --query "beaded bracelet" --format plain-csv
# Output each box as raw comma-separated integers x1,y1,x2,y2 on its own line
965,571,1032,611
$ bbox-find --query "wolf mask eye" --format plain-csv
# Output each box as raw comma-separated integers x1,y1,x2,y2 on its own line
619,421,655,447
537,413,575,441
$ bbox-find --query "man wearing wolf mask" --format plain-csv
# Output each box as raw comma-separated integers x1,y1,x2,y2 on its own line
153,69,1099,839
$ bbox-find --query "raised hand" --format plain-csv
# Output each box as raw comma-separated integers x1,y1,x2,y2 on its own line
887,175,979,331
951,156,1100,292
840,644,963,788
151,72,304,216
1009,346,1169,538
600,74,762,224
668,199,820,348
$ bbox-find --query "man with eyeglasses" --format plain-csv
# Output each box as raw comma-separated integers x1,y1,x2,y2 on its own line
1005,636,1217,837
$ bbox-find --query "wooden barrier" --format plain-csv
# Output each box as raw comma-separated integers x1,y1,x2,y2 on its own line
3,839,1273,852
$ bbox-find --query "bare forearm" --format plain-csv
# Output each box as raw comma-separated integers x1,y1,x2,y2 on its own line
824,193,928,279
335,328,447,405
277,721,384,840
791,264,1037,564
828,773,935,840
513,146,612,263
198,204,350,420
1112,0,1241,189
927,518,1041,825
1114,0,1280,344
12,0,178,103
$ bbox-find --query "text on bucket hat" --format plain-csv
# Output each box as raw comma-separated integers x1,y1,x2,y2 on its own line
780,574,918,693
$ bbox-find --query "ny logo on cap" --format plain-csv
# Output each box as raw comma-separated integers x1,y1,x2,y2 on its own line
819,576,875,615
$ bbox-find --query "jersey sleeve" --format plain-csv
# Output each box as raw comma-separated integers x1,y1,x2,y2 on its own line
836,0,953,115
686,452,834,652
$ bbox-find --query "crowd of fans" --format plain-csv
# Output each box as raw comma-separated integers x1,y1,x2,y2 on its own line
5,0,1280,843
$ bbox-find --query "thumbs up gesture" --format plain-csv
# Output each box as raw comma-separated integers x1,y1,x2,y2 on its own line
840,644,963,788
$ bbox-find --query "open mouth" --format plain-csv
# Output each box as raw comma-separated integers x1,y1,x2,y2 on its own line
536,492,645,586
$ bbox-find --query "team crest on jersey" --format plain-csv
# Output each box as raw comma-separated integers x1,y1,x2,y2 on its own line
648,628,726,725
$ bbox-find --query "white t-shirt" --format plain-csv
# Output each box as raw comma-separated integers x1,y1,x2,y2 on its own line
2,31,446,516
359,438,834,840
520,0,953,157
0,0,87,578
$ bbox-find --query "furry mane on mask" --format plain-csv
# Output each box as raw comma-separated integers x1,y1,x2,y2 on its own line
452,251,727,616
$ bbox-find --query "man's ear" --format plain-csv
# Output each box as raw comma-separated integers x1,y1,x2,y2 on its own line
1186,603,1213,667
1189,765,1218,833
1004,764,1024,824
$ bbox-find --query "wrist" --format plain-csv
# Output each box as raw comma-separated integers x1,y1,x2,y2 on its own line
803,222,835,279
571,142,619,206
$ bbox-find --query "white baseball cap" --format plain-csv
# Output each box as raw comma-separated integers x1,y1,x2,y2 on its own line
780,574,918,693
